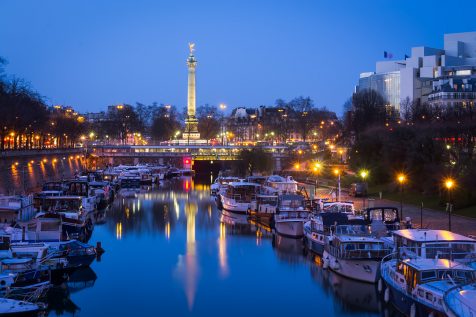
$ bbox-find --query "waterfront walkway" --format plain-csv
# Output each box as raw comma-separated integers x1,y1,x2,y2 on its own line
315,187,476,237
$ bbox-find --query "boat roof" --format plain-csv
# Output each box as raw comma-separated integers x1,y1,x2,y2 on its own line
337,235,383,243
394,229,475,243
266,175,297,183
458,289,476,307
402,258,474,271
43,196,83,200
280,194,304,200
228,182,260,187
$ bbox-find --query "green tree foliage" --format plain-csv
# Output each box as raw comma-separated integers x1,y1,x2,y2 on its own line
196,104,220,141
150,104,181,141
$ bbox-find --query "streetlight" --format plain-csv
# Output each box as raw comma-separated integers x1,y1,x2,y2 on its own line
397,173,406,221
334,168,341,202
359,169,369,208
313,161,323,199
444,178,455,231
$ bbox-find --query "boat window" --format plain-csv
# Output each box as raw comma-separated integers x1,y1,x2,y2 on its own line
425,292,433,301
383,209,397,222
421,270,436,281
41,222,60,231
357,243,366,250
344,243,355,251
369,210,382,221
437,270,451,279
418,289,424,297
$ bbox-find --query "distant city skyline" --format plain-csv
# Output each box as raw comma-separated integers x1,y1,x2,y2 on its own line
1,0,476,115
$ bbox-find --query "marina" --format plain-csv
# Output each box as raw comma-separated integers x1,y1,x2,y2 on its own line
0,166,475,316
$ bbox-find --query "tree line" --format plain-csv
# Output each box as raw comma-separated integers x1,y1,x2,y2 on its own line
0,58,86,150
345,89,476,208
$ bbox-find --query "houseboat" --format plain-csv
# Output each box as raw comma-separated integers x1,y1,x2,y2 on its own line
0,195,35,226
381,254,475,317
273,194,309,238
443,282,476,317
219,182,260,214
323,224,391,283
304,212,350,255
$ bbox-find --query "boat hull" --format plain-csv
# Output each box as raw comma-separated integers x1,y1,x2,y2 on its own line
383,279,446,317
304,233,325,255
220,196,249,215
274,219,304,238
323,251,380,283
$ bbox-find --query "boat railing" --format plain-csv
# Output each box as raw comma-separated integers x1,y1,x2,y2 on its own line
327,244,391,259
443,281,476,317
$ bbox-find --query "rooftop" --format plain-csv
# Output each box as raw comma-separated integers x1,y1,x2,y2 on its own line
394,229,475,242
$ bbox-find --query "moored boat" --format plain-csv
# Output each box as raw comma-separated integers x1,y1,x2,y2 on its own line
381,254,476,317
323,224,391,283
273,194,309,238
219,182,260,214
443,282,476,317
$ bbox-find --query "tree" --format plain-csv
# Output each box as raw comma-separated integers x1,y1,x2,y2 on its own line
150,105,181,141
196,104,220,142
349,89,387,138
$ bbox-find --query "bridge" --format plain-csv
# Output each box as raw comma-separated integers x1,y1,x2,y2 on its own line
90,144,291,170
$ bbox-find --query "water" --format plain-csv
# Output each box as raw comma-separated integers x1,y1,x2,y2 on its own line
44,177,399,317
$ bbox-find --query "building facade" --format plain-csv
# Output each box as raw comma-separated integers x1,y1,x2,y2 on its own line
356,31,476,114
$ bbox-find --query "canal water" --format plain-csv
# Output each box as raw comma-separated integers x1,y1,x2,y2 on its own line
44,177,401,317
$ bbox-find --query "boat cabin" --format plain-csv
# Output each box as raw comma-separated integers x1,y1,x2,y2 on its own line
393,229,476,262
223,182,260,203
396,258,475,295
265,175,298,194
278,194,305,211
249,194,278,215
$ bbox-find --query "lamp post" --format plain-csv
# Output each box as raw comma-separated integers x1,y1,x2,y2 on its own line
445,178,455,231
313,162,322,199
359,169,369,209
397,173,406,221
334,168,341,202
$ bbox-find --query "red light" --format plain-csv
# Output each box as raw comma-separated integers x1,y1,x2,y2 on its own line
184,159,190,164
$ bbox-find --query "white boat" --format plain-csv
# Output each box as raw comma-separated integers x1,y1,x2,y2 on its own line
304,212,350,255
220,182,260,214
381,255,475,317
323,224,391,283
0,195,35,226
210,177,240,196
444,282,476,317
0,298,42,315
273,194,309,238
386,229,476,267
264,175,298,195
248,194,278,218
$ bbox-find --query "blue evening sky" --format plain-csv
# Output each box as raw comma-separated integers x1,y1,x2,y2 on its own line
1,0,475,115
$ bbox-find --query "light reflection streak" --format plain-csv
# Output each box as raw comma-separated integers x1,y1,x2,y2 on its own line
218,222,229,277
116,222,122,240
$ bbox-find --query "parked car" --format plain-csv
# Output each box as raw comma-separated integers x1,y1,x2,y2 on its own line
349,182,367,197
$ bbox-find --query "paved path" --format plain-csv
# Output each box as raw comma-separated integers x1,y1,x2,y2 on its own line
312,187,476,237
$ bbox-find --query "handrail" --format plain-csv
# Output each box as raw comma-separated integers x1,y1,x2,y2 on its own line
443,281,476,317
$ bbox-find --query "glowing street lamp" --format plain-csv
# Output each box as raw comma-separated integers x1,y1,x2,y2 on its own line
359,169,369,208
445,178,455,231
397,173,406,221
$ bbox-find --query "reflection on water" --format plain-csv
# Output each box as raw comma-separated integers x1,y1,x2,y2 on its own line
0,159,82,193
43,177,400,317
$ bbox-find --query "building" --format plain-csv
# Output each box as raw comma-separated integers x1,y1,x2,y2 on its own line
356,31,476,113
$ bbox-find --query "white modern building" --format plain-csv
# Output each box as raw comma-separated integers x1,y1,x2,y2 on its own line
356,31,476,113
